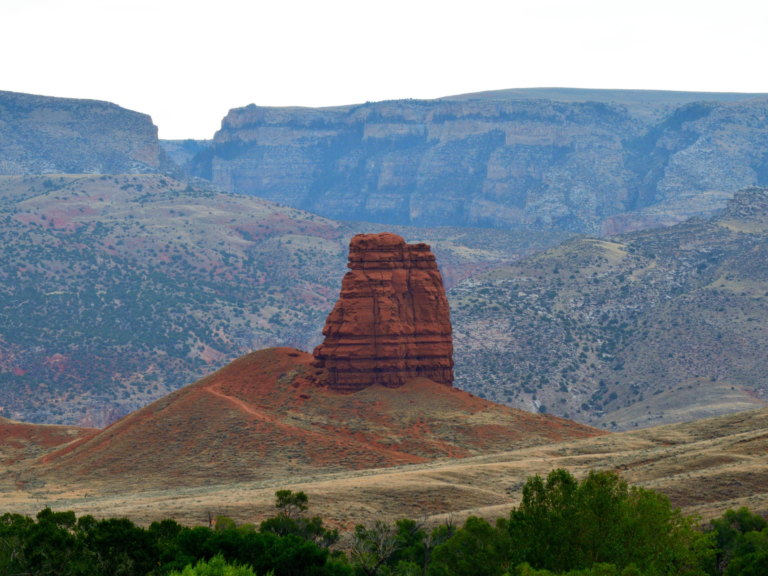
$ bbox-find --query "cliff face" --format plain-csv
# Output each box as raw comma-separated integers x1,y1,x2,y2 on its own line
190,97,768,235
0,90,181,177
313,233,453,392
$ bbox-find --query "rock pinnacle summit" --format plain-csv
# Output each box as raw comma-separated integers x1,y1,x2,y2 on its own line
313,233,454,392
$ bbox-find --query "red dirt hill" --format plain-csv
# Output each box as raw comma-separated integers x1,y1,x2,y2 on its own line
0,417,96,467
38,348,604,489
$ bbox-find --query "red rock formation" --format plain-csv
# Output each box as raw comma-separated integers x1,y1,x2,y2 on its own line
313,233,454,392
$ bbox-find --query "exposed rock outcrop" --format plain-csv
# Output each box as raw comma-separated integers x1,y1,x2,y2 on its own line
0,90,181,177
313,233,453,392
190,94,768,235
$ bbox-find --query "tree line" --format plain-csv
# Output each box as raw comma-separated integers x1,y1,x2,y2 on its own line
1,470,765,576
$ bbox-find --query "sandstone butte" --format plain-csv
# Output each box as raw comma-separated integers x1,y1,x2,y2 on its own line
313,233,454,392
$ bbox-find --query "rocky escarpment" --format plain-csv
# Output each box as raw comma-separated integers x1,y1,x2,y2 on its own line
0,90,181,177
190,95,768,235
313,233,453,392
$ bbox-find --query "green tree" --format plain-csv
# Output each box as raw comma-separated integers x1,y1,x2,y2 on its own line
260,491,340,549
215,516,238,532
149,518,185,552
274,491,309,519
429,516,511,576
79,515,160,575
420,522,457,576
512,563,647,576
157,526,350,576
725,545,768,576
351,521,404,576
169,553,262,576
710,507,767,573
387,519,427,570
0,508,89,576
505,470,713,575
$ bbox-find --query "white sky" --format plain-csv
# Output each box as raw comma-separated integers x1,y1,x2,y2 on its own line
2,0,767,139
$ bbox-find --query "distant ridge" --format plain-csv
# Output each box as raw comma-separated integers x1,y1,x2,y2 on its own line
0,90,181,177
439,87,768,105
194,89,768,234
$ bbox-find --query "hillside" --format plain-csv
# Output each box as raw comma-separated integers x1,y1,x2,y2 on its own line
1,401,764,528
14,347,602,491
189,94,768,234
0,174,568,427
449,187,768,430
0,90,180,177
0,417,95,469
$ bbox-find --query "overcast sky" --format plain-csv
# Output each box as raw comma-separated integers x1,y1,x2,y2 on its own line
3,0,767,139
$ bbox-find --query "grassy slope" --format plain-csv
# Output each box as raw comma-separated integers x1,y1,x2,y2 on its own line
449,188,768,430
1,404,764,528
0,417,95,469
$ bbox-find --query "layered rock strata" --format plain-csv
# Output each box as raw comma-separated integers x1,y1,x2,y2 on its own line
313,233,453,392
0,90,181,177
191,95,768,234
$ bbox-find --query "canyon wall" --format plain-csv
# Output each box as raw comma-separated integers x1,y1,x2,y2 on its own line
190,96,768,235
0,90,181,177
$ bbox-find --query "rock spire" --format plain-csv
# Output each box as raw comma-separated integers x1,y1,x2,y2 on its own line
313,233,454,392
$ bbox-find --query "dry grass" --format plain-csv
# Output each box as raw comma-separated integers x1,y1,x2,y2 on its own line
0,347,602,526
